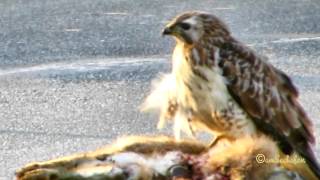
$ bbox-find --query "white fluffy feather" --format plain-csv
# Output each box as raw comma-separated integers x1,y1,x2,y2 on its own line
140,74,177,129
140,74,176,112
140,73,194,139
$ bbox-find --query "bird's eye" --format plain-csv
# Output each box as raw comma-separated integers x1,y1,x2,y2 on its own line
180,23,191,30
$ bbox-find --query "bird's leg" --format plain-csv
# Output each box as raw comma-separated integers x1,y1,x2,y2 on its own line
209,135,235,148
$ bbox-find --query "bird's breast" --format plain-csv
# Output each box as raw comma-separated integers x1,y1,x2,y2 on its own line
172,44,230,112
172,45,256,136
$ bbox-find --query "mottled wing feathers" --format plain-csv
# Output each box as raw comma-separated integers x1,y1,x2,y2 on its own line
218,40,315,151
275,69,299,97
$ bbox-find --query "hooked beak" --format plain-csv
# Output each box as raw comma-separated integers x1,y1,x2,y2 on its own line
161,23,193,44
162,27,172,36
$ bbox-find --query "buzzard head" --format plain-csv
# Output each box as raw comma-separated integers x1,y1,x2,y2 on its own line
162,11,230,45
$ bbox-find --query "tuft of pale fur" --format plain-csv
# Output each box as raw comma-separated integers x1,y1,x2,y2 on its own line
140,74,196,140
140,73,177,129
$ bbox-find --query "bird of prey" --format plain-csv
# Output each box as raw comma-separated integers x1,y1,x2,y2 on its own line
143,11,320,178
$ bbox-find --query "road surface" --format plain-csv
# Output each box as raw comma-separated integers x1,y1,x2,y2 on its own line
0,0,320,179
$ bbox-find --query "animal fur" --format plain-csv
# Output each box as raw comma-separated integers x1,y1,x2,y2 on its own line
16,135,308,180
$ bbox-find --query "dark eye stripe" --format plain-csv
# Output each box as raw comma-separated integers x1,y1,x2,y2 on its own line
180,23,191,30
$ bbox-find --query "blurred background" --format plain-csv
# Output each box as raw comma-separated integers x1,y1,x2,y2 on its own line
0,0,320,178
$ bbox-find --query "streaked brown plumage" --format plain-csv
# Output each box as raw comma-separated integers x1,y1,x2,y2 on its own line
142,11,320,178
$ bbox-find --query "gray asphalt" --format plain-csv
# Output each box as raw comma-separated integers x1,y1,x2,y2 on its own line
1,0,320,179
